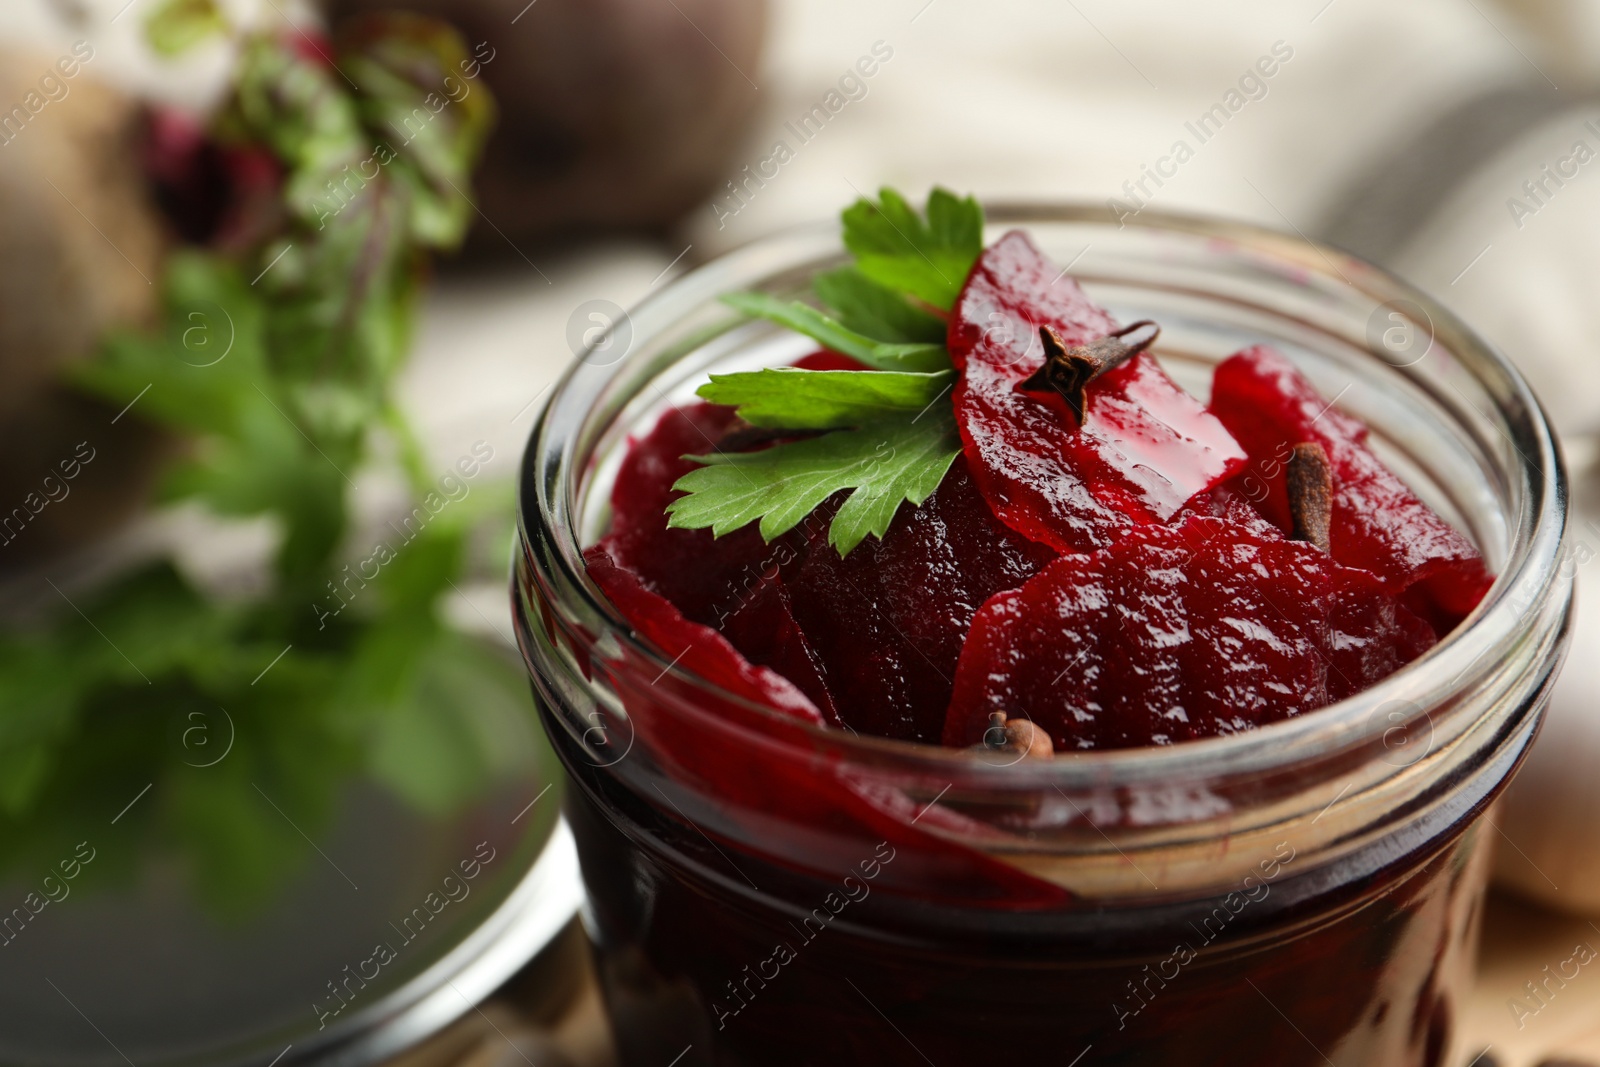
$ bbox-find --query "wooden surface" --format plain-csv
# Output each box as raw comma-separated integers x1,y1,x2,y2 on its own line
403,890,1600,1067
1463,893,1600,1066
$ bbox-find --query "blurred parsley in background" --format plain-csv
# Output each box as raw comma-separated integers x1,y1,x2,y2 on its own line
0,0,532,918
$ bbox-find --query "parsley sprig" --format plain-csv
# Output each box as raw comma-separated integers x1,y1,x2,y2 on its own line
668,407,960,556
841,187,984,311
666,188,981,556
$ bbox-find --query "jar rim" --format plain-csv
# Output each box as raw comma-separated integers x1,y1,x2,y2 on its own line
517,201,1569,789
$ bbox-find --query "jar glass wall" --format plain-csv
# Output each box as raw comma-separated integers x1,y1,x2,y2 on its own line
514,207,1571,1067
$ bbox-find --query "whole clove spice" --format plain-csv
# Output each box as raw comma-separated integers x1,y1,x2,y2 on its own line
1021,320,1161,421
1286,441,1334,552
978,710,1054,760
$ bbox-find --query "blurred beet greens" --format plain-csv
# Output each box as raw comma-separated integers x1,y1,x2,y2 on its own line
0,3,534,918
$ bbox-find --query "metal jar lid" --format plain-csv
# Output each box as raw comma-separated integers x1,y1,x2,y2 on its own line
0,640,581,1067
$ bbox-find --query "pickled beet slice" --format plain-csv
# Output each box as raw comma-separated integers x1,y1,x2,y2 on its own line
719,575,844,727
599,402,778,628
943,516,1437,751
1210,346,1492,630
1175,483,1284,539
585,543,824,723
600,352,864,628
785,456,1055,743
583,544,1067,908
789,349,868,372
948,230,1247,553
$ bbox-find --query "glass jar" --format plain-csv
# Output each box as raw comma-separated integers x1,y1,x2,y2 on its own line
513,206,1572,1067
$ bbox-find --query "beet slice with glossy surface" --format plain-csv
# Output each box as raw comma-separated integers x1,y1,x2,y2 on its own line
597,401,779,629
599,352,869,631
948,230,1248,553
1210,345,1493,630
943,515,1437,751
584,543,824,723
583,541,1068,907
785,456,1055,744
719,574,844,727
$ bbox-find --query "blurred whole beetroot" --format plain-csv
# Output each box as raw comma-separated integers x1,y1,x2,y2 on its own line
0,50,168,568
326,0,768,246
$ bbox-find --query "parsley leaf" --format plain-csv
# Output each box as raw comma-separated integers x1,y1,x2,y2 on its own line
697,368,954,430
720,292,950,373
666,408,962,555
812,267,946,344
841,187,983,311
669,188,983,556
340,26,495,249
668,188,984,555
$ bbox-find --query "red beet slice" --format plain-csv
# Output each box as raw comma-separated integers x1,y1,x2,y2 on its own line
719,575,844,727
585,543,824,723
1175,483,1284,539
582,541,1068,907
943,515,1437,751
948,230,1247,553
1210,345,1493,630
600,352,865,628
598,402,780,629
785,457,1055,743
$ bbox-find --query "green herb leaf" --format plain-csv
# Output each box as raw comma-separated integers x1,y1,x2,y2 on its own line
720,292,950,373
2,18,535,921
338,15,496,250
666,408,962,555
812,267,946,344
365,632,535,816
841,187,983,311
697,368,954,430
